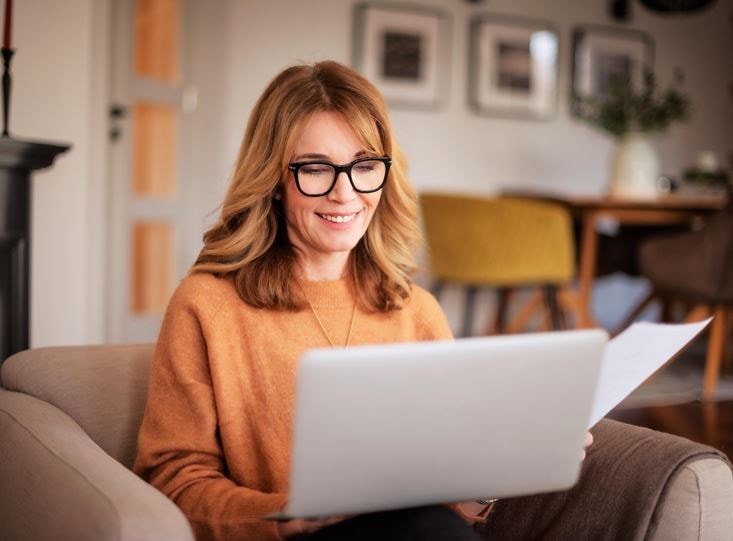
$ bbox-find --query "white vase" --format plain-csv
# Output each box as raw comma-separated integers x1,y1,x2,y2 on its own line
608,132,660,198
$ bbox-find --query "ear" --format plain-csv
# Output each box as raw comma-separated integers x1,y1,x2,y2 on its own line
273,190,282,200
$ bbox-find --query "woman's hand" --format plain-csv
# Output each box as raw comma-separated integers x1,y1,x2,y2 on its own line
581,431,594,461
455,501,493,524
276,516,348,539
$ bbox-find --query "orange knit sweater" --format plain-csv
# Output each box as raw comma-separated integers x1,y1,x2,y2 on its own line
133,272,453,541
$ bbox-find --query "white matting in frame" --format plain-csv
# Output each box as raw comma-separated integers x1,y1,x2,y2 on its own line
469,15,559,119
353,3,449,109
572,26,653,102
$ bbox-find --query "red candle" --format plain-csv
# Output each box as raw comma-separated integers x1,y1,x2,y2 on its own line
2,0,11,50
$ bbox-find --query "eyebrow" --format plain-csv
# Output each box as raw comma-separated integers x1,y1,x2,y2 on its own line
292,150,371,162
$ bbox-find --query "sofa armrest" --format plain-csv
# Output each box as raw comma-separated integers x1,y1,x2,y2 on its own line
652,457,733,540
0,389,195,541
480,418,733,540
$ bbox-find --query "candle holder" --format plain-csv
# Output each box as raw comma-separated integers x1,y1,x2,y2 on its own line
2,46,13,137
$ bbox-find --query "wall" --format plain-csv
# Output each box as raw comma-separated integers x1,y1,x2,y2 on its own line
219,0,732,198
14,0,110,347
11,0,732,346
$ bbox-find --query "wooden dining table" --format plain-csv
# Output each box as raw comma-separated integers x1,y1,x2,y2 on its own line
505,191,728,329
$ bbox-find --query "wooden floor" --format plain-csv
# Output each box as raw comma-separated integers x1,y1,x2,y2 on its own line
608,399,733,462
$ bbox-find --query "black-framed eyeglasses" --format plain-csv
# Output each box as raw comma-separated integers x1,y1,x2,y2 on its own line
288,156,391,197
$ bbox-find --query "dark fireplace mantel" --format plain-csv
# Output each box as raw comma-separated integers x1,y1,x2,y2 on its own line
0,137,70,364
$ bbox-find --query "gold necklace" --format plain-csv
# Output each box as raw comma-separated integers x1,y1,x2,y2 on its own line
305,298,357,348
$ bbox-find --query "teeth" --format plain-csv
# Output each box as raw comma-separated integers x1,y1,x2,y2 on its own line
320,213,357,223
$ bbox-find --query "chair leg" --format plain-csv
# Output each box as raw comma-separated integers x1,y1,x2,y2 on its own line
492,287,512,334
558,287,582,330
543,285,564,330
462,286,478,338
504,290,542,334
612,290,657,337
702,306,727,401
684,304,711,323
723,307,732,373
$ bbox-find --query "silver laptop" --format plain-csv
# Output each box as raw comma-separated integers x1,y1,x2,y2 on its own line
270,329,607,520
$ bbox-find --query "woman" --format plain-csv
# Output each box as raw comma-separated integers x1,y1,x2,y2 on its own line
133,60,487,540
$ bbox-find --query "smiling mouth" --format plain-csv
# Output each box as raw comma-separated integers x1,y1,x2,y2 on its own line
317,211,359,224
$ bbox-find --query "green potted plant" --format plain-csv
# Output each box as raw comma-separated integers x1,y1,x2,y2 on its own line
575,71,691,198
683,151,730,193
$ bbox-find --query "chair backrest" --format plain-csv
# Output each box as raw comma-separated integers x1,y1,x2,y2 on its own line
640,202,733,302
419,193,575,286
1,343,155,470
705,203,733,299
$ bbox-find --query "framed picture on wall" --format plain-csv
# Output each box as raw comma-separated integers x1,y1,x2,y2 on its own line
468,15,559,119
571,25,654,114
352,3,450,109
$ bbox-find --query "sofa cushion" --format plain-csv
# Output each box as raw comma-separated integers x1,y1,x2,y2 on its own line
1,343,154,469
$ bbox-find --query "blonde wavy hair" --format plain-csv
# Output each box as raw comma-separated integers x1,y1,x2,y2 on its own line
192,61,420,312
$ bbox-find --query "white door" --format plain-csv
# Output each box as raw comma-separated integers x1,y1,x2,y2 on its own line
107,0,192,342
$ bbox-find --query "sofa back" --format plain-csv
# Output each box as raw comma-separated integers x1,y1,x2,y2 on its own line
1,343,155,469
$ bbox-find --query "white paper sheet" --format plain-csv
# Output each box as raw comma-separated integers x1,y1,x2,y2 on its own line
588,318,712,428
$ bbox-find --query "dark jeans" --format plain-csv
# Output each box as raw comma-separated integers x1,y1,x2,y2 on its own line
295,506,481,540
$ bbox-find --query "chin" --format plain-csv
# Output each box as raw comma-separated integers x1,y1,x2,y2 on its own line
327,240,361,253
324,229,366,250
332,235,364,252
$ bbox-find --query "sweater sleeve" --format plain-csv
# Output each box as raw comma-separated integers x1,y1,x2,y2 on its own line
412,286,454,341
133,282,287,541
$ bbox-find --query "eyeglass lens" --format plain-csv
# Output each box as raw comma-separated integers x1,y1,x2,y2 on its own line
297,159,386,195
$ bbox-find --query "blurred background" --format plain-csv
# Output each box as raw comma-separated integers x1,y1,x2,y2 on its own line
10,0,732,347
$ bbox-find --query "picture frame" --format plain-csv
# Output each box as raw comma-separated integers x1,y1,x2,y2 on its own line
571,25,654,113
352,3,450,109
468,15,559,120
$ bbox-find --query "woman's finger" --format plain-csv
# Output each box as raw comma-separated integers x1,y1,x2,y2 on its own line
584,431,594,448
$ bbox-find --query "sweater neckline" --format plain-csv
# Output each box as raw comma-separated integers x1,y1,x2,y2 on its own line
299,279,353,309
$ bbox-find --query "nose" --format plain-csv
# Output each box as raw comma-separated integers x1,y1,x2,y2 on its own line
328,170,357,202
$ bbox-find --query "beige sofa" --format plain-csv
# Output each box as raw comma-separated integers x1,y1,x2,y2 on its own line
1,344,732,541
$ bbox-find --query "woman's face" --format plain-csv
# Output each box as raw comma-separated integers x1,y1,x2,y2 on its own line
282,110,383,277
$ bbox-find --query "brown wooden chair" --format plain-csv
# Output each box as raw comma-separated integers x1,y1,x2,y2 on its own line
637,199,733,399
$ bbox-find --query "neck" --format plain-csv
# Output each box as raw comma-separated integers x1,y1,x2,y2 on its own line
299,251,350,281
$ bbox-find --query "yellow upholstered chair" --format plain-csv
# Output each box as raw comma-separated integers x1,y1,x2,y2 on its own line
419,193,578,336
